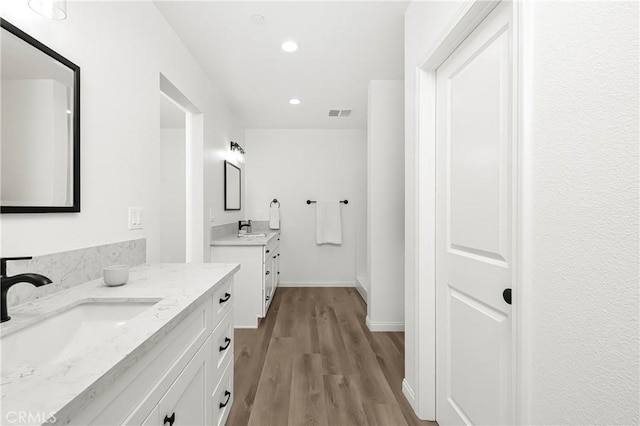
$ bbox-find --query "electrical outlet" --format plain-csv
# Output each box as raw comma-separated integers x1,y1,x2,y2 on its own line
128,207,143,230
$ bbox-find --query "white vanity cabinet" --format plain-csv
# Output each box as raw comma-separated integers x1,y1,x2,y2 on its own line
211,232,280,328
69,277,235,426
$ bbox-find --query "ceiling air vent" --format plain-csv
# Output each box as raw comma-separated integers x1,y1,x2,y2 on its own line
328,109,352,117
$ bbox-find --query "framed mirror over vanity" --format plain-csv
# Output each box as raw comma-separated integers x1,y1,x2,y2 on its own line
224,160,241,211
1,19,80,213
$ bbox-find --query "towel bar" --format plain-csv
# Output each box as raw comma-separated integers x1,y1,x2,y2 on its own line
306,200,348,205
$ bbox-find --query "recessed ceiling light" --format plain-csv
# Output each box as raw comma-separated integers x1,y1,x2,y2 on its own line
289,98,301,105
281,41,298,53
251,14,265,25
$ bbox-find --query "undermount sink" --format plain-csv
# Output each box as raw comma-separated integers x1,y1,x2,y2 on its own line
1,299,159,373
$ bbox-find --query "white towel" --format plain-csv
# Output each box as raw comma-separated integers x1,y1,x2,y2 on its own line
315,201,342,245
269,205,280,229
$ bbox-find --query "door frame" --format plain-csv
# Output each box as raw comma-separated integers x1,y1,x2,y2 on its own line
408,0,532,422
160,74,205,263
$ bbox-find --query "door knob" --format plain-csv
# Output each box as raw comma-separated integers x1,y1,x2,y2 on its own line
503,289,512,305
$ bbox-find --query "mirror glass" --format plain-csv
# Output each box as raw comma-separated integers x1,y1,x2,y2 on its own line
224,161,241,211
1,19,80,213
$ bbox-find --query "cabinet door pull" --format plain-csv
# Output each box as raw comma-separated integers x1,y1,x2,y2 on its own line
273,255,277,259
163,413,175,426
266,249,270,254
219,292,231,303
265,270,270,275
219,337,231,352
219,390,231,409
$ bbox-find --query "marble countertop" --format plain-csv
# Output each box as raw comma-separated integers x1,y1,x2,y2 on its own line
211,231,279,246
0,262,240,425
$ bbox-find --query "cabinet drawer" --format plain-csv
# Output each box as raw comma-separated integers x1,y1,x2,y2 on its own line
211,361,233,426
211,310,233,382
211,277,233,325
263,235,279,263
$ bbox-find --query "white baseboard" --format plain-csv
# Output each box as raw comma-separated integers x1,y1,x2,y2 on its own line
278,281,355,288
402,379,417,410
366,315,405,332
355,276,368,302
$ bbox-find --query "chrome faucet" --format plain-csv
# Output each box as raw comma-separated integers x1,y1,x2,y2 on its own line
238,220,252,233
1,257,52,323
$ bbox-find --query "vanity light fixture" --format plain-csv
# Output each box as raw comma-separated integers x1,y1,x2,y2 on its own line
281,41,298,53
230,141,245,164
230,141,245,155
289,98,301,105
28,0,67,20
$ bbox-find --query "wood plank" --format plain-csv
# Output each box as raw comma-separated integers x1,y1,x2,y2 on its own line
323,375,367,426
272,286,296,337
227,286,283,426
247,336,294,426
315,292,353,375
293,287,320,354
288,353,328,426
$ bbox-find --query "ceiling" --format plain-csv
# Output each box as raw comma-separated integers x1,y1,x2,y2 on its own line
153,1,408,129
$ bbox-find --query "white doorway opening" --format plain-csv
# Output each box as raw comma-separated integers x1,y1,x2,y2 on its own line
159,93,186,262
159,74,204,263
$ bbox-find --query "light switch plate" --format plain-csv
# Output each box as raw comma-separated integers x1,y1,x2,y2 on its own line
128,207,143,230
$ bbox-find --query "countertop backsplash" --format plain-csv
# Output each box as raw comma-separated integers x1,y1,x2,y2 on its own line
250,220,273,232
210,222,239,241
209,220,276,243
5,238,146,308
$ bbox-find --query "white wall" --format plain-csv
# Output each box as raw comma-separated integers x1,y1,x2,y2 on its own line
404,0,639,423
527,2,638,423
244,129,366,286
367,80,404,330
159,129,185,263
0,2,244,261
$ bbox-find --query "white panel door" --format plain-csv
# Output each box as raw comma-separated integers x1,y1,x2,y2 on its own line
435,2,514,425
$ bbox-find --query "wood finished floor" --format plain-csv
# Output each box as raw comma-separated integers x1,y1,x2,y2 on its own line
227,287,436,426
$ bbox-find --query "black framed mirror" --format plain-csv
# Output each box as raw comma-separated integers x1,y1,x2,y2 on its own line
1,19,80,213
224,161,241,211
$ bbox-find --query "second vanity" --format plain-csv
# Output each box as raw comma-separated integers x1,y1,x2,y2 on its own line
0,263,239,426
211,232,280,328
